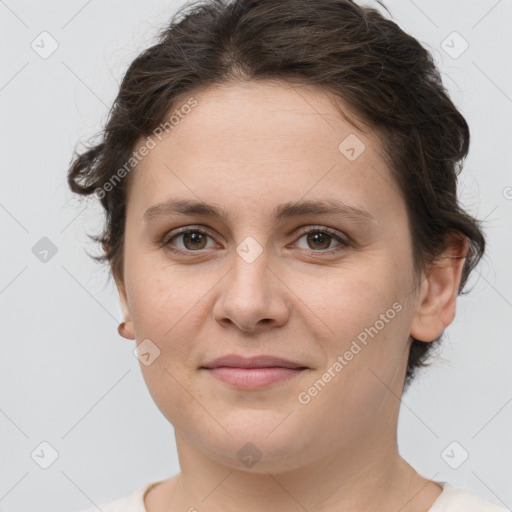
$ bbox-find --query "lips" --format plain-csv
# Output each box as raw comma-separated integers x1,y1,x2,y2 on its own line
201,354,308,370
200,355,309,389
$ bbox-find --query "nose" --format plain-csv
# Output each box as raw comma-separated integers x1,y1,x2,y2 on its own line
213,249,290,334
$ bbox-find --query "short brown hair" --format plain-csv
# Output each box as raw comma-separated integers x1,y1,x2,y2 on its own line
67,0,486,388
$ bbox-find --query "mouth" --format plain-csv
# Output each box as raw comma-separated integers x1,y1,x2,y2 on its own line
200,355,309,390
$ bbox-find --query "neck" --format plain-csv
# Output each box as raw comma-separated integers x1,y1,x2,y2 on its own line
150,429,440,512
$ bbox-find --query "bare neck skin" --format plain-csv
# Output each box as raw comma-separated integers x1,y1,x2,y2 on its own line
145,437,443,512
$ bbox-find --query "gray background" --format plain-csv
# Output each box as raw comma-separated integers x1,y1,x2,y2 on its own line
1,0,511,511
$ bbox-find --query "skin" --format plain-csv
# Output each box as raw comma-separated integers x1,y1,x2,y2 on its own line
115,80,467,512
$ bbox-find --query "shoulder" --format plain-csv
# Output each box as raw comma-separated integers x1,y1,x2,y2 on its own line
75,482,157,512
430,482,509,512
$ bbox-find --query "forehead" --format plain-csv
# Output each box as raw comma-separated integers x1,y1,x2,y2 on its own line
148,80,381,159
127,80,399,222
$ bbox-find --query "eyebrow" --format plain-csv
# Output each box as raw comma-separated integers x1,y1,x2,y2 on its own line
143,197,376,225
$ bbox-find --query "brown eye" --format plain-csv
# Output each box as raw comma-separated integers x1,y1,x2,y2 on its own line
293,227,349,255
304,231,334,250
165,228,215,252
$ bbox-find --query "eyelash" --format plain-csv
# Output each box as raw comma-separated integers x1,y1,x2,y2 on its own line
161,225,350,257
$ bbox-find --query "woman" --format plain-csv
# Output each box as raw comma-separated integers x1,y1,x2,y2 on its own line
68,0,506,510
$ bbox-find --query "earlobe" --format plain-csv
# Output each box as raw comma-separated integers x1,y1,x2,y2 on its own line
118,321,134,339
410,236,468,342
115,276,135,340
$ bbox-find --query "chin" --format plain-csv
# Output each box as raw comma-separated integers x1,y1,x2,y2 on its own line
188,410,316,472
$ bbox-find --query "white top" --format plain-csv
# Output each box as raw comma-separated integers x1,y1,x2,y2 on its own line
78,480,509,511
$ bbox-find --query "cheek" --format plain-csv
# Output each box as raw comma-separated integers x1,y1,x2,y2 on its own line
124,247,195,334
298,263,402,340
126,266,212,426
293,271,409,425
296,263,411,391
125,260,221,383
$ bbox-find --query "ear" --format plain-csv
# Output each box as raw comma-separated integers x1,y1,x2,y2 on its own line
115,274,135,340
410,235,469,342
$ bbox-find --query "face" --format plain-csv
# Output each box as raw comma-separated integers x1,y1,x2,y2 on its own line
117,80,432,472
